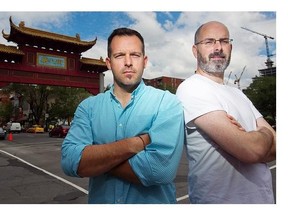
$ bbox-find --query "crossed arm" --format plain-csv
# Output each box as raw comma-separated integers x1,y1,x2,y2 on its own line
77,134,150,184
193,110,276,163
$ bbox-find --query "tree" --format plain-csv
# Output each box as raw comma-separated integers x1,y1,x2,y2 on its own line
48,87,91,125
243,76,276,126
26,85,51,125
4,84,52,125
1,84,91,127
0,100,13,125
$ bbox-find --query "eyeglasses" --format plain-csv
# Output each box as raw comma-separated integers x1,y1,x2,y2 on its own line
195,38,233,46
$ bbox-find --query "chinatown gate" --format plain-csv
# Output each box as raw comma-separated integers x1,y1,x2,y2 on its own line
0,16,108,95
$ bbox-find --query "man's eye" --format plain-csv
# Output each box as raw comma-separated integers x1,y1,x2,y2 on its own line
221,39,229,44
205,40,214,45
131,53,141,58
114,54,124,58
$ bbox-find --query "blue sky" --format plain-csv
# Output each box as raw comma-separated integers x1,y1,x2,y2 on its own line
0,11,277,89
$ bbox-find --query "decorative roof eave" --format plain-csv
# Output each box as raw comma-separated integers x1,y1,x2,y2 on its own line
80,57,106,66
80,57,108,73
0,43,24,55
2,16,96,53
2,29,9,39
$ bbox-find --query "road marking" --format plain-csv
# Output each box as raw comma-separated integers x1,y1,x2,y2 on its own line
1,149,189,202
7,141,61,146
0,149,89,195
176,194,189,202
0,149,276,203
270,165,276,170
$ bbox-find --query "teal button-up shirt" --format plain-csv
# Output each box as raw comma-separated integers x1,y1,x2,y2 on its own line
61,81,184,204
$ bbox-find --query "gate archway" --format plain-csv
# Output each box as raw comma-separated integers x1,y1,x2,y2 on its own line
0,16,108,95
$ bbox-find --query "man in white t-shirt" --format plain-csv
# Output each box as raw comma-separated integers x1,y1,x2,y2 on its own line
176,21,276,204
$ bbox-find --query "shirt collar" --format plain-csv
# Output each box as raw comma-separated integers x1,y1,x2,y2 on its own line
109,80,146,100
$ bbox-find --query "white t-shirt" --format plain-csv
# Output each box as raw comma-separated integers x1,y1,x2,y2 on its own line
176,74,274,204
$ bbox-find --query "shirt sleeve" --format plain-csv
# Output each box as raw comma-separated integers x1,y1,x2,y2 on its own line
61,97,94,177
248,96,263,120
176,77,223,128
129,92,185,186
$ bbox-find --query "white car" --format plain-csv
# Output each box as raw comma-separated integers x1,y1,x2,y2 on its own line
6,122,21,133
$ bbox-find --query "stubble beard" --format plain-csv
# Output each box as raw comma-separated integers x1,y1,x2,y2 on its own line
198,52,231,74
114,71,142,93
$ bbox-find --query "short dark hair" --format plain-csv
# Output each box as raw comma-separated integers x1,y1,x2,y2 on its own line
107,27,145,57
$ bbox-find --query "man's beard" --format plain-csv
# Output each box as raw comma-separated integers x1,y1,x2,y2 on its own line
197,51,231,73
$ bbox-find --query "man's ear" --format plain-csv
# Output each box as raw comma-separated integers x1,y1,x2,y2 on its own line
192,45,198,58
143,56,148,69
106,57,111,70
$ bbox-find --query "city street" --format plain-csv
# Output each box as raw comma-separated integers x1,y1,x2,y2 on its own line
0,132,276,204
0,132,189,204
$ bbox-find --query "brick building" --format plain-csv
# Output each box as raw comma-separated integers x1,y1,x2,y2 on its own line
143,76,184,93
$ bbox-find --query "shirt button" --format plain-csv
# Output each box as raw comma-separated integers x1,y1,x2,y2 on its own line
119,123,122,127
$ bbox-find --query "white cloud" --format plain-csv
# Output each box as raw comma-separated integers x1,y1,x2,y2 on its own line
0,11,276,90
108,11,276,89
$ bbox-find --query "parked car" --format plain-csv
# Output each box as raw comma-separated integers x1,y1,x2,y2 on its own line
26,125,44,133
49,125,70,138
0,127,6,140
6,122,21,133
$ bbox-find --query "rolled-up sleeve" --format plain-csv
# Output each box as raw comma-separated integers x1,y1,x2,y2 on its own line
129,92,184,186
61,98,93,177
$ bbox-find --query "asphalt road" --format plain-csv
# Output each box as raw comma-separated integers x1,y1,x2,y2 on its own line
0,132,276,204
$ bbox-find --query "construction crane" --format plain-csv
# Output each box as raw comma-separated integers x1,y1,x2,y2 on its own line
241,27,274,68
234,66,246,90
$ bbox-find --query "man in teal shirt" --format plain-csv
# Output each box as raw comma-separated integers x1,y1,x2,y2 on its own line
61,27,184,204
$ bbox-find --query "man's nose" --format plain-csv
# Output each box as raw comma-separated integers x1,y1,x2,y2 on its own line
213,40,223,51
124,54,132,66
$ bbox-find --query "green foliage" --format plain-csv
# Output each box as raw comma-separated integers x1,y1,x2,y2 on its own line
0,84,91,126
0,101,13,124
243,76,276,126
5,84,52,125
48,87,91,125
